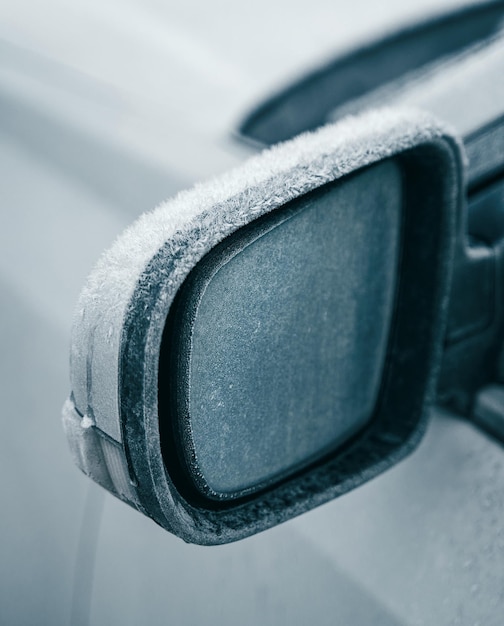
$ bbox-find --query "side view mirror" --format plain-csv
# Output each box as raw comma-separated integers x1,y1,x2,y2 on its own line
63,108,464,544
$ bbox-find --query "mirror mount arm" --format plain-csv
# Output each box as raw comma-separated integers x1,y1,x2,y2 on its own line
439,200,504,440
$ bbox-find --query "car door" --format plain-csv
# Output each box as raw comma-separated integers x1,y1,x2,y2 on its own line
1,1,503,625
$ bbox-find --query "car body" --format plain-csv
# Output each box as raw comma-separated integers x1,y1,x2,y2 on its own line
1,1,504,624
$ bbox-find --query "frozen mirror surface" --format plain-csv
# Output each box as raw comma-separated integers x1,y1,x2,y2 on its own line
172,160,402,498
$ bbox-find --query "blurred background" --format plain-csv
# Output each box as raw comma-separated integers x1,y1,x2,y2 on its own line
1,1,504,625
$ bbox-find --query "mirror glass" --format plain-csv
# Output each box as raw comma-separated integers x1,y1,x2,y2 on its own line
164,159,402,500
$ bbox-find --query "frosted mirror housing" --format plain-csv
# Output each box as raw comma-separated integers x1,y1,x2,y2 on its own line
63,109,463,544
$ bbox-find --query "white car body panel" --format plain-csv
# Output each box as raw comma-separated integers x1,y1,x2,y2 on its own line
0,1,503,624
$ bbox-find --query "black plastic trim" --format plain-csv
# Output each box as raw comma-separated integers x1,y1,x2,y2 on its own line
238,1,504,146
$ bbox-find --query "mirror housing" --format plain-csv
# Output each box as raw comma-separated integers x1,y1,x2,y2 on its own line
63,108,463,544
